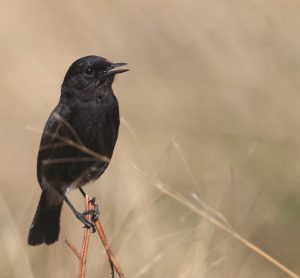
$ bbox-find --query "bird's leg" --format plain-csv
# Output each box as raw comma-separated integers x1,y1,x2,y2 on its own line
78,188,100,223
63,195,96,232
79,187,86,197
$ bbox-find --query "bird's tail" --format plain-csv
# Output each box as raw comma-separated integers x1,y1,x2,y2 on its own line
28,188,63,245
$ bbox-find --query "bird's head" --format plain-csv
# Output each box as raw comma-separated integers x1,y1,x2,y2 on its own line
61,55,128,98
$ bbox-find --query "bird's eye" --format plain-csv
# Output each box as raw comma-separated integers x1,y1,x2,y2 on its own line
83,67,95,77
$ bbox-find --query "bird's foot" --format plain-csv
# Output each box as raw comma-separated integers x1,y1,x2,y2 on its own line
84,197,100,222
75,211,96,233
81,197,100,226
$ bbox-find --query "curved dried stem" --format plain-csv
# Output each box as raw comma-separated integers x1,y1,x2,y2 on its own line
65,195,92,278
65,239,80,259
65,194,125,278
90,200,125,278
134,166,300,278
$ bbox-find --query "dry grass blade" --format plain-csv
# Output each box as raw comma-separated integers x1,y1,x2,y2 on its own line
134,167,300,278
53,112,84,145
42,157,103,165
26,125,110,163
44,131,110,163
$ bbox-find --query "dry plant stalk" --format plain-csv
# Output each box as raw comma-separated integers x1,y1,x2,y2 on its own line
65,195,92,278
91,200,125,278
125,125,300,278
136,167,300,278
65,194,125,278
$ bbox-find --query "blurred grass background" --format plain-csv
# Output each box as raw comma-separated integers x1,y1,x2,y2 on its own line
1,0,300,277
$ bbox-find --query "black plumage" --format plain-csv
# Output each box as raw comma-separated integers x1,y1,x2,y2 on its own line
28,56,128,245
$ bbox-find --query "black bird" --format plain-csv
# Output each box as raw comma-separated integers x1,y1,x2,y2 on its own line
28,55,128,245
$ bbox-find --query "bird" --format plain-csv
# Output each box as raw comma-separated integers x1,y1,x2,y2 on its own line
28,55,128,245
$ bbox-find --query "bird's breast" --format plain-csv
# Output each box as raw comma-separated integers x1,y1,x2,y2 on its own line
71,98,119,157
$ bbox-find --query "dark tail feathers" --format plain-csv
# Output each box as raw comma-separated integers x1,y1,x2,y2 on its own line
28,189,63,245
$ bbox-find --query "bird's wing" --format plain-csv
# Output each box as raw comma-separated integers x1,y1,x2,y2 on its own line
37,104,73,188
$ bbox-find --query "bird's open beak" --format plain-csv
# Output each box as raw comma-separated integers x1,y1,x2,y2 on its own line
103,63,129,77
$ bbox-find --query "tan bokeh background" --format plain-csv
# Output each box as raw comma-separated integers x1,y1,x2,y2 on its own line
1,0,300,277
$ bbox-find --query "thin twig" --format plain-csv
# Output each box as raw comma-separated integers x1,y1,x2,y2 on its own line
89,201,125,278
65,239,81,259
110,259,115,278
65,195,92,278
79,195,92,278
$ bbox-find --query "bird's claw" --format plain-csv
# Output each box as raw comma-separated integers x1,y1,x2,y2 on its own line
89,197,96,204
83,224,96,233
75,211,95,231
86,197,100,222
76,197,100,232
